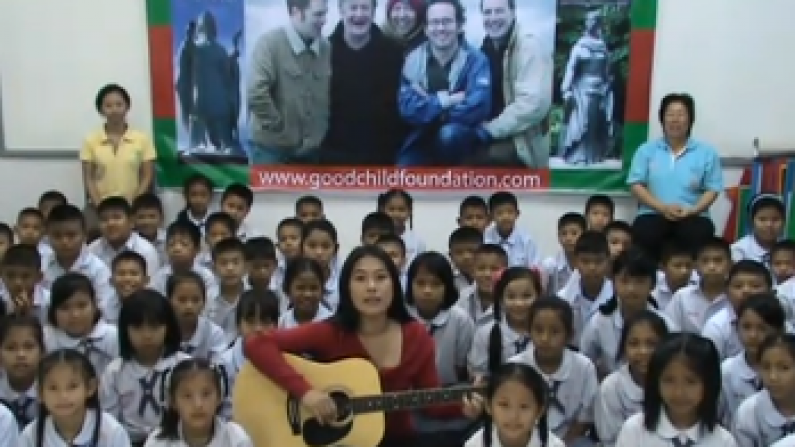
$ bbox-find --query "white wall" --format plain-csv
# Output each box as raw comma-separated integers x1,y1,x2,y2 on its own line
0,0,759,258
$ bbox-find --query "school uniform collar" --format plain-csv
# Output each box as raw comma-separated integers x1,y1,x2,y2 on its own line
617,364,643,404
736,352,758,380
186,210,209,228
527,346,572,381
486,224,520,246
182,317,211,353
0,371,37,401
56,320,112,347
409,307,451,328
757,389,795,428
576,276,612,304
610,303,658,329
178,417,227,444
553,251,571,273
46,408,100,445
48,246,91,271
98,231,141,253
488,426,547,446
230,338,245,370
655,410,704,443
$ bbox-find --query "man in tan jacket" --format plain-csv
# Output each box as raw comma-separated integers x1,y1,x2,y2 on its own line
475,0,553,168
247,0,331,164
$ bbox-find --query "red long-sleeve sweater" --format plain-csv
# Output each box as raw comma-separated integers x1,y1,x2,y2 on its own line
244,320,462,439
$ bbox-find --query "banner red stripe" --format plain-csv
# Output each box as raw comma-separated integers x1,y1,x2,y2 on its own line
148,26,175,119
625,30,655,123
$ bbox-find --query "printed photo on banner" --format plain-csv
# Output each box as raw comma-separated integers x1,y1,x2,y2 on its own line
153,0,654,191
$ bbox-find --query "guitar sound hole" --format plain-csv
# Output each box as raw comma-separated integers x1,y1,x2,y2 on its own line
329,391,352,421
302,391,353,446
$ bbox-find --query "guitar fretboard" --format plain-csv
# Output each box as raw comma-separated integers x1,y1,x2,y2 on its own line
343,386,477,414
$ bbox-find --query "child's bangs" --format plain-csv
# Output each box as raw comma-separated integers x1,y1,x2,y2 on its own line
125,297,169,327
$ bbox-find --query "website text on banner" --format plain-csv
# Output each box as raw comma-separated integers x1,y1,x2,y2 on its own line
146,0,655,192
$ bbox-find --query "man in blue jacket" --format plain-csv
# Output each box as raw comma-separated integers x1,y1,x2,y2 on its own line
396,0,492,166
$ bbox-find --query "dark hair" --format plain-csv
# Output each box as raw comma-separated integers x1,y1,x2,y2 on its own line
331,246,413,331
487,268,543,372
1,244,41,270
157,358,228,440
277,218,304,235
244,237,277,262
758,333,795,365
46,204,86,229
459,196,488,215
166,220,201,249
658,93,696,136
574,230,609,256
361,212,395,236
480,363,550,447
376,234,406,256
295,195,323,213
236,289,280,325
585,195,615,216
166,271,207,301
118,289,181,360
615,310,669,362
448,226,483,248
696,236,731,260
404,251,458,309
557,212,587,232
643,333,720,431
0,224,11,244
183,174,214,195
111,250,147,274
17,207,44,224
132,193,164,216
212,237,246,261
475,244,509,265
221,183,254,208
660,239,693,264
728,260,773,289
377,189,414,229
38,191,68,208
425,0,466,24
35,349,101,447
771,239,795,260
0,314,45,352
281,257,325,295
96,196,132,216
95,83,131,113
737,293,786,333
748,193,785,220
605,220,632,238
487,191,518,213
600,248,658,315
48,273,101,327
301,219,339,247
205,212,237,236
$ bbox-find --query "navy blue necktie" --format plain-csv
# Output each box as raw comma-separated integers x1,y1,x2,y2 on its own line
548,380,565,414
2,396,33,428
782,421,795,437
138,371,162,416
513,336,530,354
671,438,694,447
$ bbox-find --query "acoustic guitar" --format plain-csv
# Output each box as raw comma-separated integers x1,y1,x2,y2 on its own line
233,355,478,447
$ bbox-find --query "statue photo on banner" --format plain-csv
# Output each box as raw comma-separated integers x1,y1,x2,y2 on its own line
148,0,654,192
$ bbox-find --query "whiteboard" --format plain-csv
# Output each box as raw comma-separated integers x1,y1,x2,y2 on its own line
648,0,795,158
0,0,153,153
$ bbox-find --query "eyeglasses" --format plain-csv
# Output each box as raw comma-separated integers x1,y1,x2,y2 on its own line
427,18,456,28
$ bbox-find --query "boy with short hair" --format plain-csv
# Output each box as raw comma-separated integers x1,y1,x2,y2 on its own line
653,240,696,309
295,195,324,223
176,174,214,233
272,218,304,290
361,212,395,246
42,204,114,317
604,220,633,261
584,194,614,232
483,191,539,267
0,244,49,319
207,237,249,345
376,234,408,289
664,237,730,333
558,230,614,347
197,212,237,270
220,183,260,240
448,226,483,292
132,193,167,266
107,250,149,323
0,223,14,263
456,244,508,326
89,196,160,276
16,208,51,263
38,190,68,220
244,237,278,293
771,239,795,285
457,196,489,233
541,212,586,295
149,220,219,298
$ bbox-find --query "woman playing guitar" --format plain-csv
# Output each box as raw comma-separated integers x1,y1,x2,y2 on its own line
245,245,464,447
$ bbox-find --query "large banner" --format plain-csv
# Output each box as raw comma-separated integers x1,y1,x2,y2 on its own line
146,0,657,192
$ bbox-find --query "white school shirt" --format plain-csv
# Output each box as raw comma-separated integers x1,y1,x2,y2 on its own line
400,228,426,265
88,232,161,276
595,364,644,447
664,284,728,334
148,263,219,299
540,251,573,296
776,278,795,321
146,229,168,268
616,411,737,447
0,372,37,429
205,287,249,346
180,317,226,361
20,410,130,447
235,221,263,241
733,390,795,446
557,273,614,348
702,308,743,360
0,284,50,321
0,404,19,446
731,235,769,264
467,320,531,376
277,305,333,329
216,339,245,419
143,418,253,446
38,240,53,265
483,224,540,267
45,321,119,376
456,284,495,327
773,435,795,447
100,353,191,443
580,305,676,374
195,250,214,271
721,351,761,427
41,247,115,320
464,427,565,447
508,347,598,437
653,270,699,310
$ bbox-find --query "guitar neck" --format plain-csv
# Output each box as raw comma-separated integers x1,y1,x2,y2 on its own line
345,385,477,415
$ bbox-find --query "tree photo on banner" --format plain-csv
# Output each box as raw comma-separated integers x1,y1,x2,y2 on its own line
145,0,656,192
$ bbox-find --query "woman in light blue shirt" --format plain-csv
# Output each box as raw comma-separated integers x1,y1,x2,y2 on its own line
626,93,723,263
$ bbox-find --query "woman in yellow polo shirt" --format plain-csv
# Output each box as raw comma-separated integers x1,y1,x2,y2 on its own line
81,84,156,208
